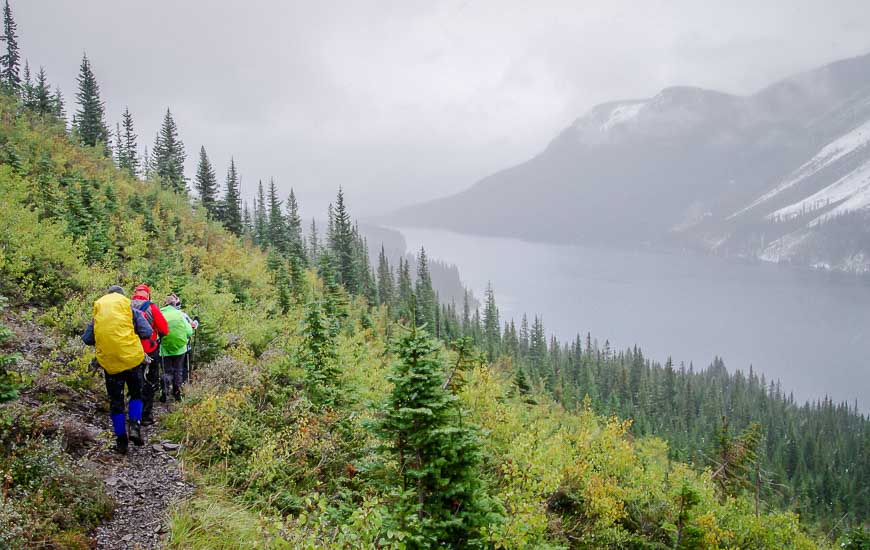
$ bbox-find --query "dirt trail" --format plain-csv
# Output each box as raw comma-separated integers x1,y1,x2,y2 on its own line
90,402,194,549
6,309,194,548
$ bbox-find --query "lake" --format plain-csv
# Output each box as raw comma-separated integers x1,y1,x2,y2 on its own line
396,227,870,410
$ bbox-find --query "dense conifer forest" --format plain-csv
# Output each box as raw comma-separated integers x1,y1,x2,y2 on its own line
0,1,867,547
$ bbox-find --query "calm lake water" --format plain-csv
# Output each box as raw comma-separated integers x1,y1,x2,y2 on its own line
397,227,870,410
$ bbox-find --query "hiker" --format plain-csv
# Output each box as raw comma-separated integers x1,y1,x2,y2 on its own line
159,294,193,401
82,285,153,454
130,284,169,425
172,294,199,385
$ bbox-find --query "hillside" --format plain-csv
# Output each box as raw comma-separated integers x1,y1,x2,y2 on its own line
2,88,863,548
388,52,870,272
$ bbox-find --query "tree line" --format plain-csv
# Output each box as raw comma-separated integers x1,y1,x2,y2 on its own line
2,0,866,537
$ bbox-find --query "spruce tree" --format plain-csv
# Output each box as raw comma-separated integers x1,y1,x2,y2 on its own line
118,107,139,177
301,299,340,407
194,146,218,217
152,108,186,193
220,158,243,236
330,188,356,293
285,188,305,263
414,247,436,328
32,66,52,115
113,122,124,166
0,0,19,95
51,86,65,120
19,59,31,107
376,245,394,306
242,200,252,235
141,145,152,179
396,256,414,321
74,54,109,151
289,254,305,299
253,180,267,247
266,178,288,253
482,282,500,362
376,323,501,546
275,262,292,315
307,218,319,263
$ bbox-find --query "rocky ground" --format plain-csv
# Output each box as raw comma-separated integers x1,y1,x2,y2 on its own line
6,308,193,549
91,403,193,550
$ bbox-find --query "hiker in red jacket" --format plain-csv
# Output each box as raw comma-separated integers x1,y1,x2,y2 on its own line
130,284,169,425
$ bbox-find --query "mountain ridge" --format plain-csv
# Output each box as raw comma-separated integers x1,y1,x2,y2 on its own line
387,51,870,272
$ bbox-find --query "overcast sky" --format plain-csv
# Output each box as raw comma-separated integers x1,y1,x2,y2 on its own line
21,1,870,218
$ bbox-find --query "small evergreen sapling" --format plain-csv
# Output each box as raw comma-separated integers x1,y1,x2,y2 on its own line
376,321,502,548
301,300,341,407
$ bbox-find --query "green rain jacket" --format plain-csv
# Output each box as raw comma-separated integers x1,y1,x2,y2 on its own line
159,305,193,357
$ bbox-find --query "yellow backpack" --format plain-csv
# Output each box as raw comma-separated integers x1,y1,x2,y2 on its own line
94,293,144,374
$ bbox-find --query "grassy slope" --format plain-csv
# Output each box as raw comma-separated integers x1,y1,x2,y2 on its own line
0,98,828,549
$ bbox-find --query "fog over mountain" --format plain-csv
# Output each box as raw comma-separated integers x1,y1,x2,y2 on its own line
18,1,870,217
388,52,870,272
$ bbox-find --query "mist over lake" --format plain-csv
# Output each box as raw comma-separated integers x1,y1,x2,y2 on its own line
397,227,870,410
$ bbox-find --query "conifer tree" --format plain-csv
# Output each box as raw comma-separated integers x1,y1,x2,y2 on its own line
51,86,65,120
414,247,436,328
266,178,288,253
19,59,31,106
152,108,186,193
376,245,394,306
307,218,319,263
141,145,152,179
220,158,242,235
113,122,123,166
32,66,51,115
396,256,414,320
330,188,356,292
376,322,501,546
285,188,305,263
117,107,139,177
253,180,267,247
0,0,19,94
275,262,292,315
301,300,341,407
74,54,109,151
317,251,346,324
289,254,306,299
242,200,252,235
482,282,500,362
194,146,219,216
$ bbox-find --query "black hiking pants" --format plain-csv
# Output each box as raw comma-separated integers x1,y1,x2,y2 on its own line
105,365,143,418
141,351,161,419
161,354,185,400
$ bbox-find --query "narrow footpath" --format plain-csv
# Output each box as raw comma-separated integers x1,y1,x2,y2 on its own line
91,402,193,550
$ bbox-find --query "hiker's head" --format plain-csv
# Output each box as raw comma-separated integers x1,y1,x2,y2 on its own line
107,285,125,296
133,284,151,299
164,294,180,307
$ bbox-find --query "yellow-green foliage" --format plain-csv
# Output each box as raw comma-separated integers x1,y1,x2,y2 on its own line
461,366,821,549
0,96,830,549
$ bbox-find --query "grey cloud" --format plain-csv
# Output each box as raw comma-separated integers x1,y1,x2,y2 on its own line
24,0,870,216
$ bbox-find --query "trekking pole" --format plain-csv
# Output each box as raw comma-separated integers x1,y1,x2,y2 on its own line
190,316,199,381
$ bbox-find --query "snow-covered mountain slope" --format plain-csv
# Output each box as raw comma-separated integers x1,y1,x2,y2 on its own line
387,52,870,273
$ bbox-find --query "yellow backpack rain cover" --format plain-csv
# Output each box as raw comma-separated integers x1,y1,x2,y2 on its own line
94,293,144,374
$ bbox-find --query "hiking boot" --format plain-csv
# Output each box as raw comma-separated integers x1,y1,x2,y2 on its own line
172,389,182,402
141,413,155,426
115,433,129,455
159,391,167,403
129,421,144,446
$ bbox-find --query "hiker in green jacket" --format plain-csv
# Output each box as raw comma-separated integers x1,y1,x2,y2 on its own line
159,294,193,401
